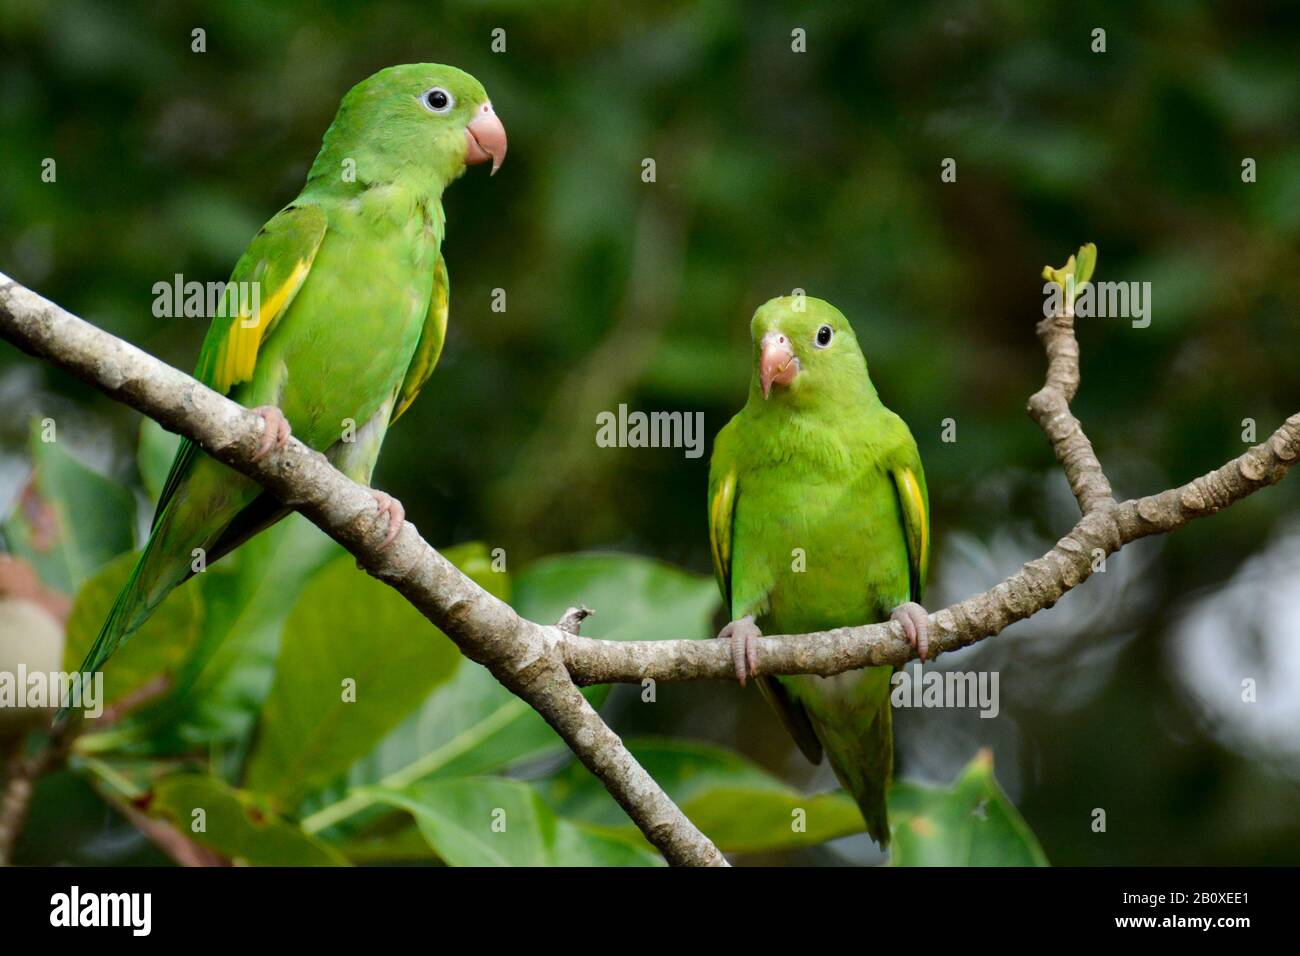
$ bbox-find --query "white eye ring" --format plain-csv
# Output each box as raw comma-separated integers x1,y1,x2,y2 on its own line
814,324,834,348
422,87,455,114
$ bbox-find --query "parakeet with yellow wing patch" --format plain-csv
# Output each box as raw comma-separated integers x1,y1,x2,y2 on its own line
78,63,507,681
708,296,931,846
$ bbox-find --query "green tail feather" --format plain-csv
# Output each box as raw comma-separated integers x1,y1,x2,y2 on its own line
818,698,893,847
56,552,147,722
79,559,147,674
795,665,895,848
60,448,273,722
58,521,187,721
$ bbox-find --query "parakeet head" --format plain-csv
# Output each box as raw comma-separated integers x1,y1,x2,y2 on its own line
309,63,506,191
747,296,876,407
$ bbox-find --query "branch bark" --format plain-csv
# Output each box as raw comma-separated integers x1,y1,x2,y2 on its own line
1027,305,1116,514
559,305,1299,684
0,272,727,868
2,267,1297,866
561,414,1299,683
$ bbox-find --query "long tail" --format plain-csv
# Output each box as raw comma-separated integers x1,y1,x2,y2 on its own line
804,666,895,847
76,523,186,682
55,527,182,723
78,439,286,679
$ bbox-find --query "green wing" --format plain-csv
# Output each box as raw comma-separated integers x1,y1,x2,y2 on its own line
890,460,930,603
390,253,449,425
152,203,327,526
194,203,327,394
707,431,824,763
706,456,737,610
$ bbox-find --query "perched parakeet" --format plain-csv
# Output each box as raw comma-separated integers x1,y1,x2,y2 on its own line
707,296,930,846
79,64,506,680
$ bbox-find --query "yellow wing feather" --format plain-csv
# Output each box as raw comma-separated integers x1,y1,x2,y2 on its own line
215,259,312,392
195,203,327,395
893,465,930,601
708,467,737,608
391,254,450,425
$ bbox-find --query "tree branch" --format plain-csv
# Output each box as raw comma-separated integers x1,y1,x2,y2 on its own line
3,257,1296,866
0,272,727,867
558,291,1298,684
1027,306,1116,514
559,419,1299,683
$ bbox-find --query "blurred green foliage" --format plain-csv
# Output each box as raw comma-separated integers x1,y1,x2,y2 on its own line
3,0,1300,864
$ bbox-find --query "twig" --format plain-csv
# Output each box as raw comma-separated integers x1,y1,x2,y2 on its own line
1026,302,1116,514
557,606,594,635
117,803,230,867
0,721,74,864
558,416,1299,683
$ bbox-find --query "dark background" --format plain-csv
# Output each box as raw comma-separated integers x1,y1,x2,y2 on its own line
2,0,1298,864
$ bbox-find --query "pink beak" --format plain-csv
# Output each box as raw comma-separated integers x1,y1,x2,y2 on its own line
465,103,507,175
759,332,799,398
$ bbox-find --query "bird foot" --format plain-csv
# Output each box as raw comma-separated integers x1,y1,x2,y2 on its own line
716,614,761,686
891,601,931,662
369,490,406,548
251,405,292,460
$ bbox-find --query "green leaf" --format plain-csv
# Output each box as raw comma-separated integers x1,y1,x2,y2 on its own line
63,550,202,706
297,542,534,837
339,824,442,863
137,419,181,502
2,421,136,593
888,749,1049,866
1074,241,1097,286
241,553,462,809
365,777,664,867
301,664,555,841
148,774,347,866
299,552,719,840
1041,242,1098,311
512,552,720,646
1041,253,1075,288
542,737,865,854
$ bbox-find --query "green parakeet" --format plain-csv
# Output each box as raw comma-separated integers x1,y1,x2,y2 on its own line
79,64,507,680
707,296,931,846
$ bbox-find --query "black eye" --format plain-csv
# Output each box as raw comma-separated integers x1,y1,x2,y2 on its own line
422,87,454,113
815,325,833,348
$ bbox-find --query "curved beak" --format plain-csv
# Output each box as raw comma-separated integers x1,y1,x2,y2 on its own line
465,103,507,175
759,332,799,399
